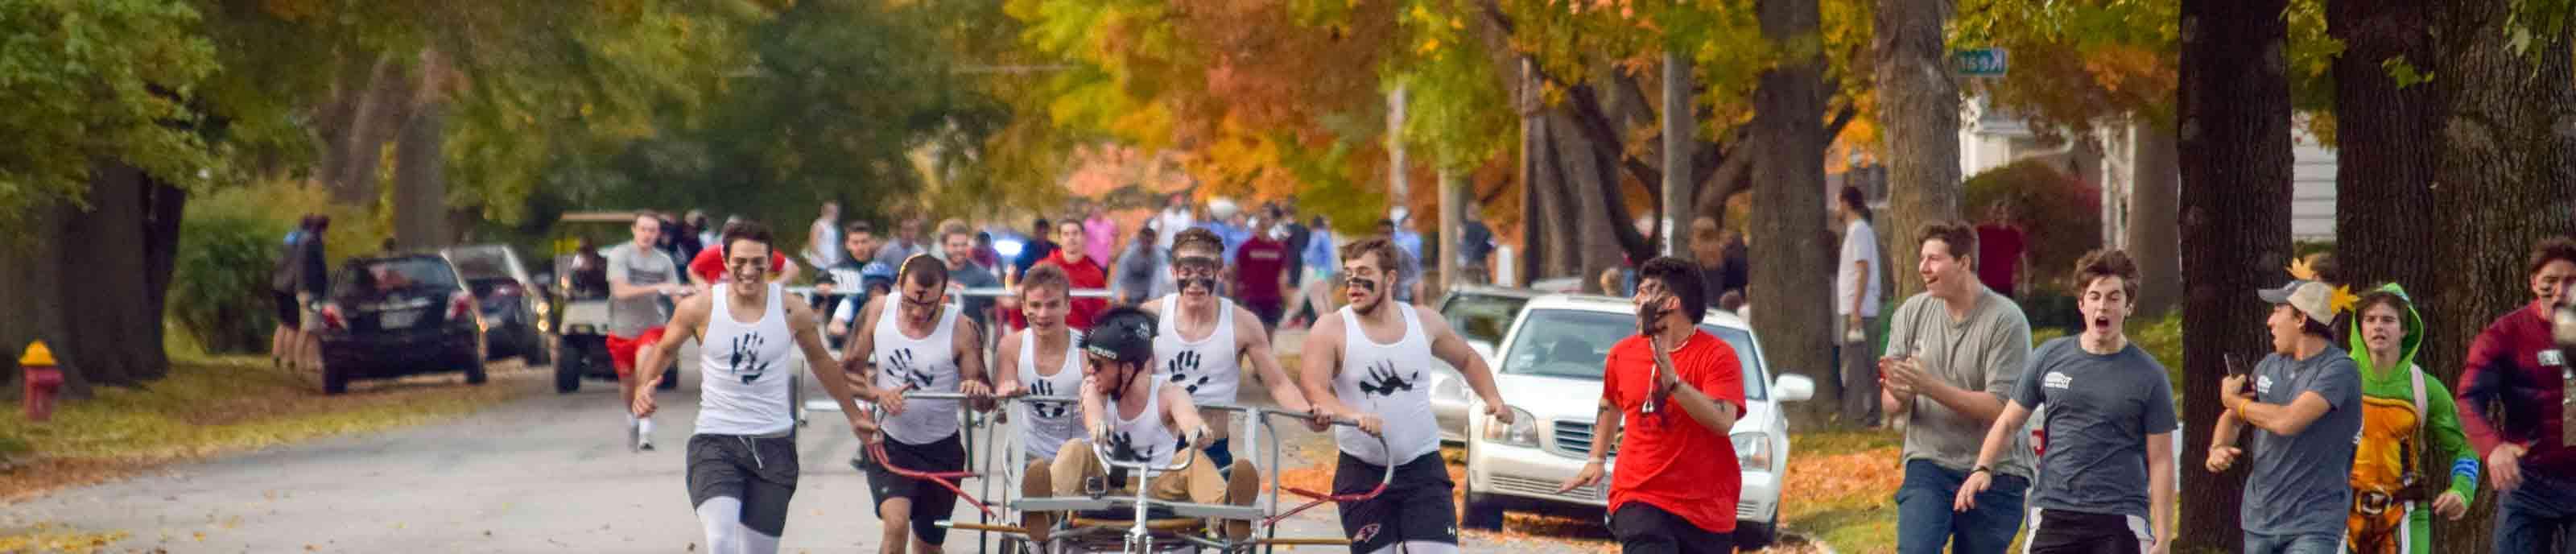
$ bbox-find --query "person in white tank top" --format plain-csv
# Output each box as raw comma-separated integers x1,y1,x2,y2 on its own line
1141,228,1323,472
1297,238,1512,554
1030,307,1262,544
993,265,1091,539
631,226,869,554
836,254,993,554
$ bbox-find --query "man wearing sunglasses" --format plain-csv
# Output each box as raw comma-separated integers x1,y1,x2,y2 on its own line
838,254,994,554
1137,228,1323,477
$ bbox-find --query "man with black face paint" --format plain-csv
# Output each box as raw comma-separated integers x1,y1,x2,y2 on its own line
1300,238,1513,554
1141,228,1322,475
838,254,994,554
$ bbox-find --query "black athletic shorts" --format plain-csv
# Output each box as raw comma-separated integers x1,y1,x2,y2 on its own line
686,433,801,537
1608,502,1733,554
275,292,301,328
2026,508,2150,554
860,432,967,545
1333,452,1459,553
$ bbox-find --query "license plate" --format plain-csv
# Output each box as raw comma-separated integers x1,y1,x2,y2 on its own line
382,309,422,329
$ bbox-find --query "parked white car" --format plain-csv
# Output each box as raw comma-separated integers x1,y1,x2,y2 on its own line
1424,286,1542,443
1462,295,1814,548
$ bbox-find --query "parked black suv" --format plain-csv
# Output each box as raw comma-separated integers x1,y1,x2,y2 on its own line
314,254,487,394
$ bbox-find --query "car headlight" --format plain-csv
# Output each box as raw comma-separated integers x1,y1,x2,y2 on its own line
1479,407,1539,447
1732,432,1773,473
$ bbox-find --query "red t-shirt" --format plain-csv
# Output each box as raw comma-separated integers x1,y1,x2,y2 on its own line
2457,302,2575,476
688,247,787,284
1975,224,2025,294
1232,237,1289,301
1600,330,1746,533
1033,252,1109,330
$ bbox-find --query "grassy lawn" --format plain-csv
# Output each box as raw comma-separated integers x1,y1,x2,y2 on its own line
0,354,537,502
1779,428,1905,553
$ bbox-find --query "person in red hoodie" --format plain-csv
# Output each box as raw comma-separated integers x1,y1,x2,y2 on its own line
1560,256,1745,553
1034,218,1108,330
2455,236,2576,552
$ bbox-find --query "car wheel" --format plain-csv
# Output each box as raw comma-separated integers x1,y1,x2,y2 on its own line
322,360,349,395
1732,520,1775,550
464,335,489,385
554,341,584,394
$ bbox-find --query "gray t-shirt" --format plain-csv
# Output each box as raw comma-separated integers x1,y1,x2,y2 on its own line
2241,346,2362,536
1885,287,2036,478
603,242,678,337
2013,338,2178,519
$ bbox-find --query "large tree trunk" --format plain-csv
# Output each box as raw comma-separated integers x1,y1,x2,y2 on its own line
1661,50,1694,258
2420,3,2576,550
0,163,186,397
2176,0,2293,548
392,50,451,250
1548,110,1625,293
1875,0,1961,302
2126,123,2182,318
2330,0,2443,295
325,56,415,205
1752,0,1837,426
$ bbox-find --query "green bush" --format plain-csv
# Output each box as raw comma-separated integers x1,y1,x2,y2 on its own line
170,211,287,353
1965,160,2101,295
2132,312,2186,394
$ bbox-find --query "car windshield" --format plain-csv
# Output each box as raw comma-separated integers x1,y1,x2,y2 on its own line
1498,308,1769,400
332,257,460,297
1439,291,1530,346
446,247,514,280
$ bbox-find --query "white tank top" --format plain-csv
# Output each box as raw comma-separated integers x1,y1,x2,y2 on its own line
1154,296,1241,407
695,283,797,436
1016,329,1088,461
1103,382,1176,469
1331,304,1440,465
873,302,964,445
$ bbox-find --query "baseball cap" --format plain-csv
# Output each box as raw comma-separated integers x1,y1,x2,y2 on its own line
2257,279,2336,326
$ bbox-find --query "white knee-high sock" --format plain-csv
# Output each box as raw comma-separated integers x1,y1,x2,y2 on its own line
697,496,745,554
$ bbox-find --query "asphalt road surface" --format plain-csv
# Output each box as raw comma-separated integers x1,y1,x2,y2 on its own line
4,340,1393,553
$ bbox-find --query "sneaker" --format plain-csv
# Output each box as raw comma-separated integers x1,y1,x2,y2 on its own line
638,436,655,452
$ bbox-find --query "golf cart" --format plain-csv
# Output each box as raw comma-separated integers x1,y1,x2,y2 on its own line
539,211,679,394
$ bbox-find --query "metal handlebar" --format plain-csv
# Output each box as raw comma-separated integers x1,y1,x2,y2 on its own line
787,286,1113,299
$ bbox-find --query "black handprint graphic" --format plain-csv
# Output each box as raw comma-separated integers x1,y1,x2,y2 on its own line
1104,431,1158,465
1357,360,1418,398
1030,379,1070,419
1165,350,1212,395
727,334,773,385
886,349,934,390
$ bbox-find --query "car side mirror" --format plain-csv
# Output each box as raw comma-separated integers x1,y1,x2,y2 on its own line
1774,374,1815,403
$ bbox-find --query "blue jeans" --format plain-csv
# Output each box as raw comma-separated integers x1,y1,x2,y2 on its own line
1896,460,2027,554
2241,531,2340,554
2495,471,2576,553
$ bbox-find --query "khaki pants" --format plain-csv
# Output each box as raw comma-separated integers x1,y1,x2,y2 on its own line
1026,438,1258,542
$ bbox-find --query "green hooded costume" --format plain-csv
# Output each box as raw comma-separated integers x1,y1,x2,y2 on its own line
2342,283,2479,554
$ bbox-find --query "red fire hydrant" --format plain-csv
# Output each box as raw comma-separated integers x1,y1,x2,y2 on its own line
20,341,61,422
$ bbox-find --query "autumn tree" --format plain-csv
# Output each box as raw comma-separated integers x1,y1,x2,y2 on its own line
1876,0,1961,303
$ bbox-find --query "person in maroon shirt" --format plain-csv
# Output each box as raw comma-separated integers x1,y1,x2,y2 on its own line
1560,256,1745,554
1232,217,1292,333
1034,218,1108,330
2455,236,2576,552
1973,201,2025,299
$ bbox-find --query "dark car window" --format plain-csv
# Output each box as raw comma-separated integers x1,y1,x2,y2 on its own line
333,257,461,298
447,248,514,281
1499,308,1768,400
1439,292,1530,346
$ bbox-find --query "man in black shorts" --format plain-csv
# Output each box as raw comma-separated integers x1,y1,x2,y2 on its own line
1300,238,1512,554
840,254,993,554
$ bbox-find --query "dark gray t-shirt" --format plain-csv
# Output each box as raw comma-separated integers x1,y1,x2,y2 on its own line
2013,338,2178,519
2241,346,2362,536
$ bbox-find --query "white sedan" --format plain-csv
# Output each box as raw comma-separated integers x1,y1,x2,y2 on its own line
1462,295,1814,548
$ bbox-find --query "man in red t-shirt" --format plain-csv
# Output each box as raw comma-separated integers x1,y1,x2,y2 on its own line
2457,236,2576,552
1561,256,1746,554
1032,219,1108,330
687,236,796,287
1232,218,1291,333
1974,201,2026,299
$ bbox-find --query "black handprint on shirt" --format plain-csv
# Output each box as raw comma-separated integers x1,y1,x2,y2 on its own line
886,349,933,390
1104,431,1158,465
1030,379,1070,419
728,334,773,385
1166,350,1212,395
1357,360,1418,398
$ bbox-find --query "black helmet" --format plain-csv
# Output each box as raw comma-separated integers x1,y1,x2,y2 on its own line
1083,307,1158,366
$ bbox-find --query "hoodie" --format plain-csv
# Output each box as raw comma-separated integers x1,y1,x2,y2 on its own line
2343,283,2479,553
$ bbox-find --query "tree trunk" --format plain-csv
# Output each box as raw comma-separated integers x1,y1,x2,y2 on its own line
1875,0,1962,303
1549,110,1626,294
392,50,451,250
1439,169,1465,290
2176,0,2294,548
2128,123,2182,318
328,56,412,205
1752,0,1837,426
2330,0,2443,296
0,163,183,397
1662,50,1694,258
2420,3,2576,550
